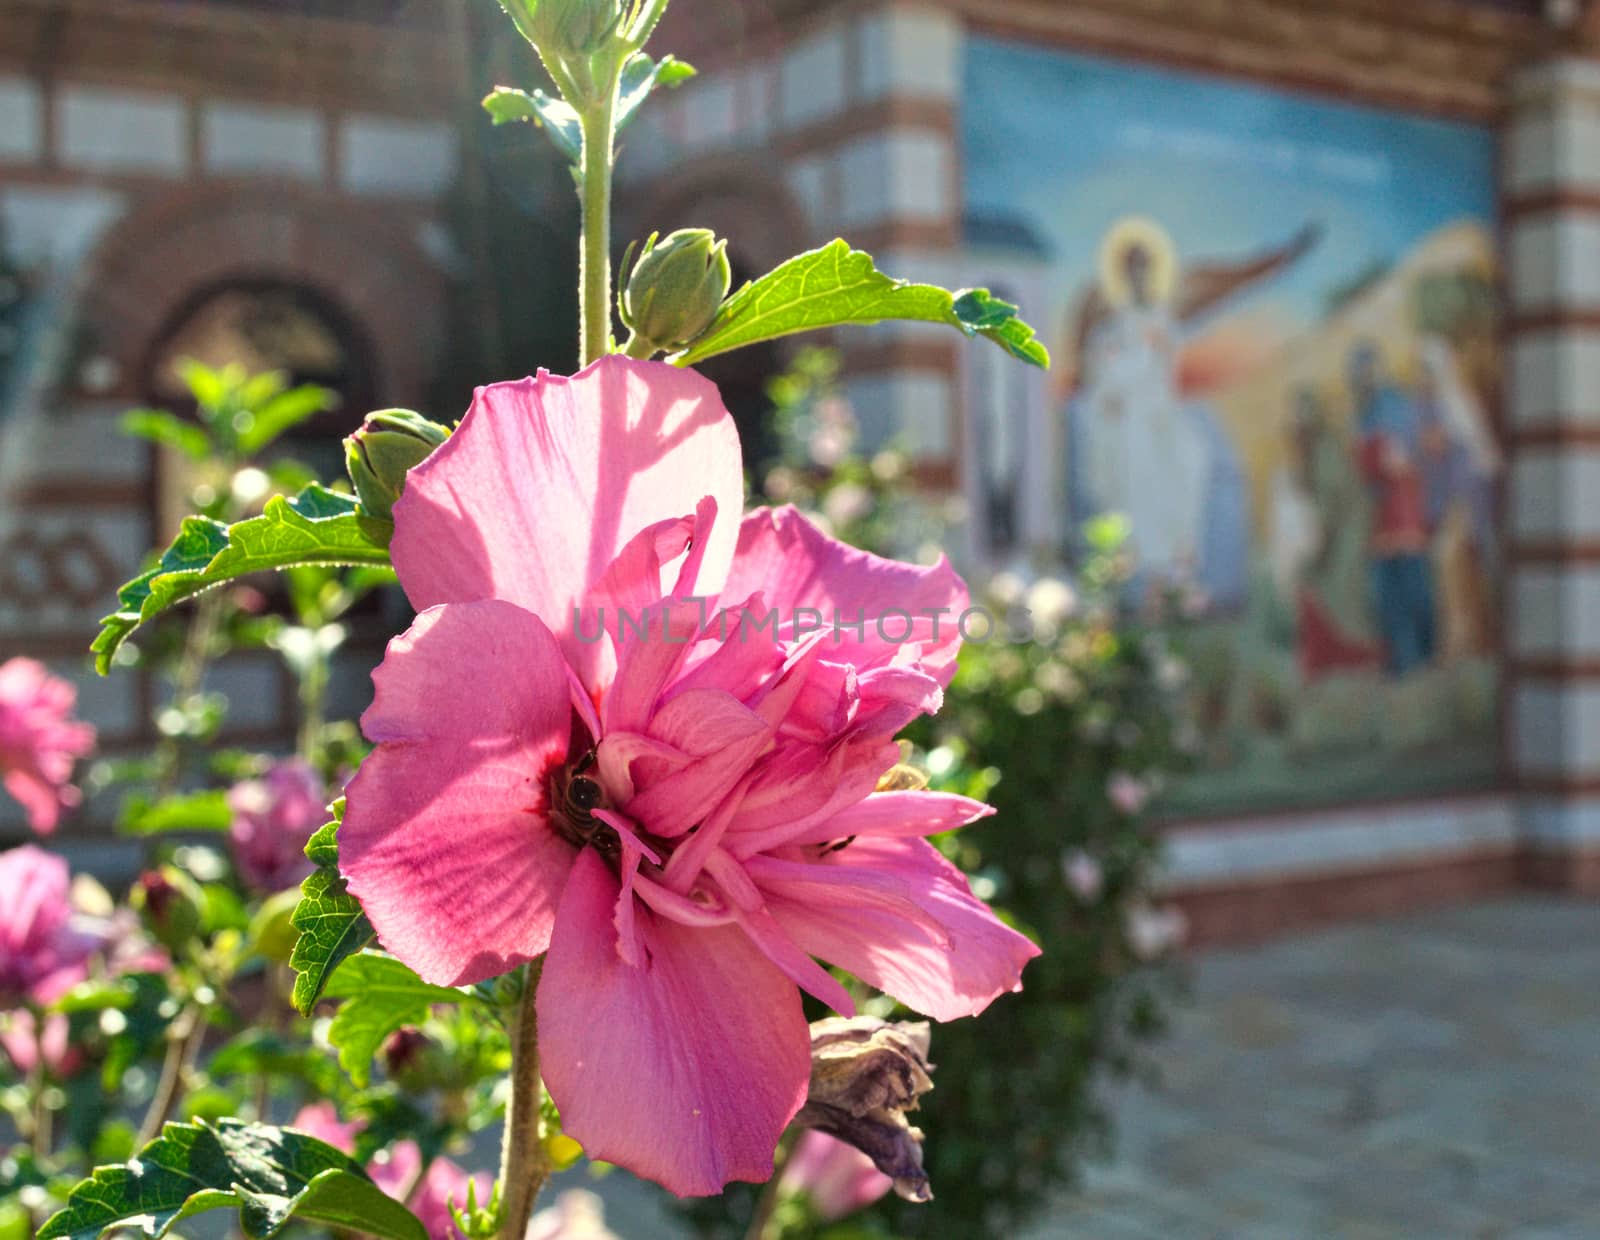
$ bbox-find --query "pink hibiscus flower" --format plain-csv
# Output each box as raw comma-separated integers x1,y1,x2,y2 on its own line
227,759,328,892
0,1009,83,1079
368,1141,490,1240
0,844,103,1008
342,357,1039,1196
779,1131,893,1223
290,1101,365,1155
0,658,96,836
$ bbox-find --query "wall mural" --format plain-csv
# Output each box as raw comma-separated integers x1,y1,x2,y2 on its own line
963,40,1502,814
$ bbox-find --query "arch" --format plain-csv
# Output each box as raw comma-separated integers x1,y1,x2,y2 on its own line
78,184,450,410
622,154,816,278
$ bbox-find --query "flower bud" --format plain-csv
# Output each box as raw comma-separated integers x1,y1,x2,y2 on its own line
532,0,622,59
344,409,450,520
620,229,732,353
131,865,203,954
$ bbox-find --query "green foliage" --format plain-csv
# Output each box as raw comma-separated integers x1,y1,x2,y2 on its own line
118,789,233,835
289,803,375,1015
483,52,693,164
36,1119,426,1240
120,409,210,461
92,485,393,674
324,953,476,1087
672,240,1050,368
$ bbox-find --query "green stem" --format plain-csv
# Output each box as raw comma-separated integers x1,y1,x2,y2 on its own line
578,81,619,367
137,1003,205,1145
498,960,551,1237
621,331,658,360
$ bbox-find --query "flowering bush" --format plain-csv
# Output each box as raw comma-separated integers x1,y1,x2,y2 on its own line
1,2,1081,1238
679,362,1192,1240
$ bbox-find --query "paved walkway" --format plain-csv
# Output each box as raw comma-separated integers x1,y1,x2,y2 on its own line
1028,898,1600,1240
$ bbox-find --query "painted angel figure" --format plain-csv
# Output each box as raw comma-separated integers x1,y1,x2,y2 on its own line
1064,216,1322,606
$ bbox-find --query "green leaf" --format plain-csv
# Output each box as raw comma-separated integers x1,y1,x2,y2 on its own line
483,54,693,166
325,952,471,1087
618,52,696,129
235,384,338,455
483,86,580,161
672,239,1051,369
36,1119,427,1240
92,484,393,674
120,409,211,460
289,801,375,1015
119,789,233,835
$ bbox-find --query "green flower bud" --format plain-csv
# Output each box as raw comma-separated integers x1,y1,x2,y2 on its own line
132,866,204,955
620,229,733,353
531,0,622,60
344,409,450,521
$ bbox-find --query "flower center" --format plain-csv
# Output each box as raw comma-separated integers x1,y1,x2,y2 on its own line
549,752,621,857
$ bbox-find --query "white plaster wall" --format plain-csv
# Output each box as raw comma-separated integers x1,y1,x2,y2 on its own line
203,102,324,181
340,116,458,197
58,86,188,176
0,75,43,162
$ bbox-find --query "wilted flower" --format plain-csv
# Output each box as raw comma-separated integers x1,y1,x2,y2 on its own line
1061,849,1104,902
342,358,1037,1196
227,759,328,891
779,1131,893,1223
0,845,102,1007
794,1016,935,1203
1107,771,1150,817
0,657,95,835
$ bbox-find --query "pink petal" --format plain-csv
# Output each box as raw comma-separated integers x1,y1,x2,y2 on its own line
718,507,969,683
773,790,995,849
755,836,1040,1022
538,849,810,1197
342,601,578,986
391,359,744,684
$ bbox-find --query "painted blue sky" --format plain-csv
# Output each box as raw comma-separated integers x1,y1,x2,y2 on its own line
962,39,1497,328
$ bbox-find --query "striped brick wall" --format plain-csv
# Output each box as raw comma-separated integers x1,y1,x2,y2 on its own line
1505,55,1600,891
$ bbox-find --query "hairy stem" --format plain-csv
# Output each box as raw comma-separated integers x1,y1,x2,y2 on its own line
498,960,552,1236
578,82,619,367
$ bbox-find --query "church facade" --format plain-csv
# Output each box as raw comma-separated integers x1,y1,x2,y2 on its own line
3,0,1596,940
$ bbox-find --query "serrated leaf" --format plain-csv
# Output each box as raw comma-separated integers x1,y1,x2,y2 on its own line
483,86,580,161
119,789,233,835
672,239,1051,369
325,953,471,1087
36,1119,427,1240
618,52,696,129
92,484,393,674
120,409,211,460
289,801,375,1016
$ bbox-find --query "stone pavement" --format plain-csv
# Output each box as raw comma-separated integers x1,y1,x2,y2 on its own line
1025,898,1600,1240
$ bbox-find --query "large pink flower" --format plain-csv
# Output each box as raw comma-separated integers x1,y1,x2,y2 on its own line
227,759,328,891
342,358,1038,1196
0,658,96,836
0,845,103,1007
